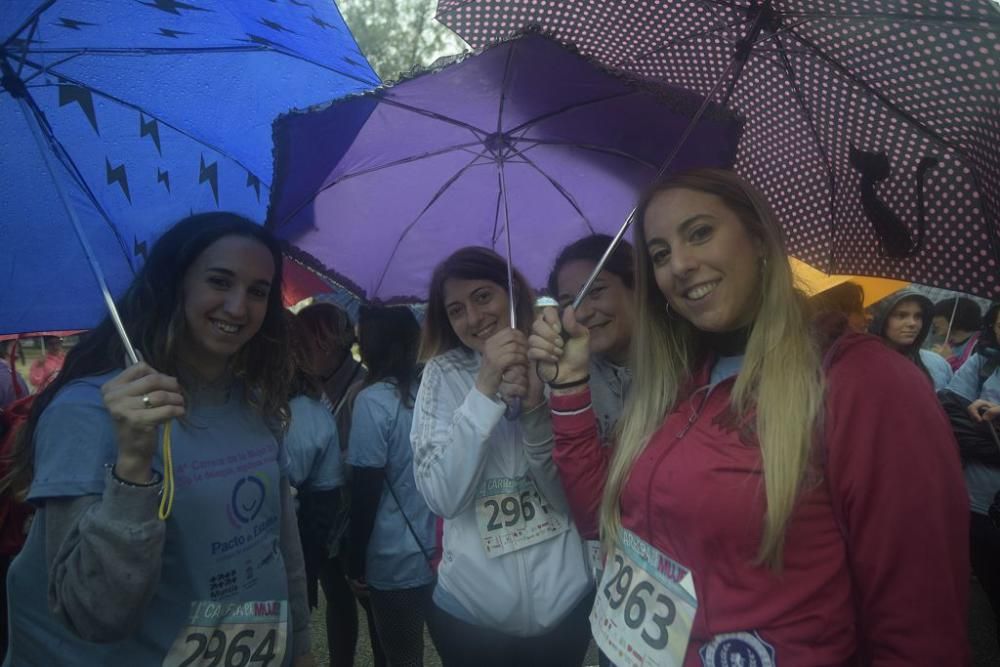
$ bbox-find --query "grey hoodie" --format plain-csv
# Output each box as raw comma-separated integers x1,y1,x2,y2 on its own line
869,289,953,390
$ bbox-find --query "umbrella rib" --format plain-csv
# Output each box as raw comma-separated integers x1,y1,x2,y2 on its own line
786,30,969,158
1,0,56,49
514,139,659,171
490,182,503,246
617,15,750,68
371,150,490,298
377,98,490,139
504,145,596,236
773,33,838,268
497,39,516,135
13,16,42,77
23,68,268,186
505,91,642,137
780,11,1000,27
20,52,84,86
274,140,487,228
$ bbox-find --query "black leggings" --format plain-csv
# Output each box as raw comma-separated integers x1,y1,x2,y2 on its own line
426,588,593,667
369,583,435,666
317,555,386,667
971,511,1000,649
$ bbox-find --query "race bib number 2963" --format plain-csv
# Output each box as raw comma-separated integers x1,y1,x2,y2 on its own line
163,600,287,667
590,530,698,667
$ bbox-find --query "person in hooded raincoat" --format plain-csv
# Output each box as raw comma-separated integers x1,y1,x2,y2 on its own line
869,290,953,391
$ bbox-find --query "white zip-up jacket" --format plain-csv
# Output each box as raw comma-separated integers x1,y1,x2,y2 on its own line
411,348,592,636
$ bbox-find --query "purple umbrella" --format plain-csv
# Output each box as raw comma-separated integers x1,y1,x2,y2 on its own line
437,0,1000,299
267,32,740,303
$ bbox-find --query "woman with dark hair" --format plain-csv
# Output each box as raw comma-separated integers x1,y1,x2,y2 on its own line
932,296,983,370
529,169,968,665
292,304,381,667
945,302,1000,648
284,313,350,665
869,290,953,390
543,234,635,441
1,213,313,665
346,306,436,667
411,247,592,666
296,302,366,440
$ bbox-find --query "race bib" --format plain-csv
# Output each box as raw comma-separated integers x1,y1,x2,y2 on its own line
475,476,569,558
163,600,287,667
591,529,697,667
586,539,603,578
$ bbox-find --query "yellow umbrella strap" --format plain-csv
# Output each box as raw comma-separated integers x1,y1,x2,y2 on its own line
158,421,175,521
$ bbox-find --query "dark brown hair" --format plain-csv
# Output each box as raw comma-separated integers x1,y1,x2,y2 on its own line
2,213,289,498
547,234,634,302
359,306,421,408
419,247,534,361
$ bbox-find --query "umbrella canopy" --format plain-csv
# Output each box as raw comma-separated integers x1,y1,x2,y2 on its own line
437,0,1000,298
790,257,909,307
0,0,379,335
268,32,741,302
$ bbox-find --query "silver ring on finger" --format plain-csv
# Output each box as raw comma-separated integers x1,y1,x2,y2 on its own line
142,394,153,409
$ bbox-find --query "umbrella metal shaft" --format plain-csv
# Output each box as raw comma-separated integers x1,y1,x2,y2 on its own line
19,96,139,365
571,51,744,312
499,162,521,419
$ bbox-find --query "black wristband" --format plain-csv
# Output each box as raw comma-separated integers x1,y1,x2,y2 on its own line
108,464,162,488
548,374,590,390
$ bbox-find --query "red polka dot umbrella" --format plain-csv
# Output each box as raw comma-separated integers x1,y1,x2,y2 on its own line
437,0,1000,298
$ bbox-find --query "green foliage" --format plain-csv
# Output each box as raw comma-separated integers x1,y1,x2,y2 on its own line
338,0,466,81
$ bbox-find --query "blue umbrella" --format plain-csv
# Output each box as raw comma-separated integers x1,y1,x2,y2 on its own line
0,0,379,339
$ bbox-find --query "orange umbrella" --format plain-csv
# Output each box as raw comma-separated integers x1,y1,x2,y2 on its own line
790,258,909,308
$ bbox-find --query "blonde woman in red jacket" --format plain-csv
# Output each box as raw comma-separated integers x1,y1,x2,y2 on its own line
527,168,969,667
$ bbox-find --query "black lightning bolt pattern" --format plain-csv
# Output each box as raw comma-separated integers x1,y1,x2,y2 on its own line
260,18,293,33
56,17,96,30
246,173,261,201
58,84,98,134
137,0,211,16
157,168,171,192
157,28,192,38
106,159,131,202
199,155,219,205
134,238,148,261
245,34,278,47
310,15,334,30
139,115,161,154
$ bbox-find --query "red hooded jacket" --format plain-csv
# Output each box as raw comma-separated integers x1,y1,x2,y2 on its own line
550,332,969,666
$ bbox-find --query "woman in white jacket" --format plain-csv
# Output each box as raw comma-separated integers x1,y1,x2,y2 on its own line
411,247,593,666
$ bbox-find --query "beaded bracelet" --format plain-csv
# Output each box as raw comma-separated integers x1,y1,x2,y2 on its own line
108,463,162,488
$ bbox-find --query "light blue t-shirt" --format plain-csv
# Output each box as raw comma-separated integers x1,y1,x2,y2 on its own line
285,394,344,492
945,353,1000,514
920,349,953,392
6,372,295,666
347,382,434,590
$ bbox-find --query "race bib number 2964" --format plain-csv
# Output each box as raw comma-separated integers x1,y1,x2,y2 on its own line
590,530,698,667
163,600,287,667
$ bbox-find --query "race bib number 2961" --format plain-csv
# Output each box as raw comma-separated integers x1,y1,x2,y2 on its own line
475,476,569,558
163,600,287,667
591,530,698,667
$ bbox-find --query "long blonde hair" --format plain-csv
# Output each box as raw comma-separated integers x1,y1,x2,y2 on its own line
600,169,824,570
